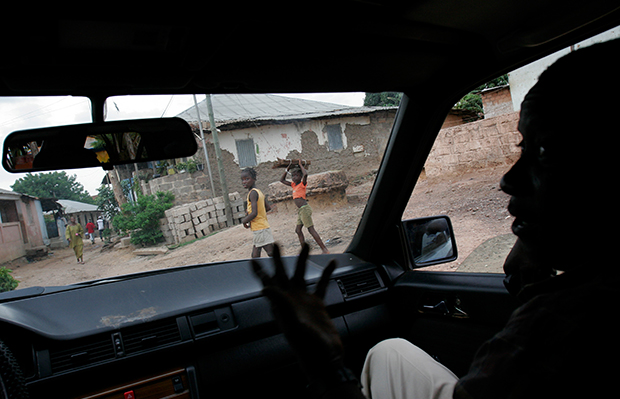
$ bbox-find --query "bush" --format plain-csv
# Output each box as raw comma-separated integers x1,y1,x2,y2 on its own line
101,228,112,241
0,267,19,293
175,160,197,174
155,160,169,176
113,191,175,247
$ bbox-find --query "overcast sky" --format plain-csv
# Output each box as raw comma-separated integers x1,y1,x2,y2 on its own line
0,93,364,198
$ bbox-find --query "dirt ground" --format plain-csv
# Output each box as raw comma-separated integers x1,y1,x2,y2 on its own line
8,166,515,290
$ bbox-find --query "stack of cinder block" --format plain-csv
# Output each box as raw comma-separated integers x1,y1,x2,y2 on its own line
160,192,245,245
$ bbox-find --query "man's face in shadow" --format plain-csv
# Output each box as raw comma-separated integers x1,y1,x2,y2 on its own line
501,91,586,270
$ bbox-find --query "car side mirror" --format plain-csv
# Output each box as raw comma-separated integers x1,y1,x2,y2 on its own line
2,117,197,173
402,215,458,268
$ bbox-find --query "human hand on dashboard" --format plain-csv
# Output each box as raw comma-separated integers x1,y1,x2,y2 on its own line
251,243,343,379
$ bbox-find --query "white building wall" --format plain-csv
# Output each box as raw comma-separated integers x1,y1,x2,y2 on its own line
509,27,620,111
218,115,371,166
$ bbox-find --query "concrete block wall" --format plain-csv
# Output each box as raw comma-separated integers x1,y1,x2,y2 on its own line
424,112,521,177
481,86,514,119
160,192,245,245
146,170,213,205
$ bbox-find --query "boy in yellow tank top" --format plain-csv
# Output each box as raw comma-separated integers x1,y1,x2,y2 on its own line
241,167,275,258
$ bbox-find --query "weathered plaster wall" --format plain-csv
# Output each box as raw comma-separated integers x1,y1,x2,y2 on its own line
190,110,396,199
0,196,46,263
0,222,24,263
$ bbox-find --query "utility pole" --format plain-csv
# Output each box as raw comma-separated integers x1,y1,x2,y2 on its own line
206,94,233,227
193,95,216,196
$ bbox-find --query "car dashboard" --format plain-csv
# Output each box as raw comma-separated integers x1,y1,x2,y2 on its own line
0,254,393,398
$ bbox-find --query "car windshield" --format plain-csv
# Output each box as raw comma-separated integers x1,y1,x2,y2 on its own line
1,92,398,289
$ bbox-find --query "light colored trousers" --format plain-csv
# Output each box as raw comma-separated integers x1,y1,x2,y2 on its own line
361,338,458,399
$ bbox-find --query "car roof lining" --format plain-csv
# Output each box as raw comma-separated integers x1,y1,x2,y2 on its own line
2,3,619,98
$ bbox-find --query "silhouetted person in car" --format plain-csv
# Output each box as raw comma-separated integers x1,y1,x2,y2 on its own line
252,39,619,399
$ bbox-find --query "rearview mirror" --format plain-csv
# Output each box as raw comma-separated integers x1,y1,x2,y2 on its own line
402,215,458,267
2,117,197,172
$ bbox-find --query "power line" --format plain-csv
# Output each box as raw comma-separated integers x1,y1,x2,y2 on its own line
0,97,91,128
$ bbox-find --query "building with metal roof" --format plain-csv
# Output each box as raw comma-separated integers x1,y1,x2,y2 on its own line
144,94,398,202
175,93,388,130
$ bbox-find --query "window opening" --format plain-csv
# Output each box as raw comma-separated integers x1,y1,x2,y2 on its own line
325,124,344,151
236,139,257,168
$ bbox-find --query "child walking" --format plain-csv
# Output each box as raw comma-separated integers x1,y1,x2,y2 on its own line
241,167,275,258
280,160,329,254
86,219,96,244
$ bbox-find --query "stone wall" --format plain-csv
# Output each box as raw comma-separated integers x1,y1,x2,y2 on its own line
481,86,514,119
424,112,521,177
145,170,213,206
160,192,245,245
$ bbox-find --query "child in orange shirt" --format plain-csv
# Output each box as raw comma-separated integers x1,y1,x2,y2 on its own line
280,160,329,254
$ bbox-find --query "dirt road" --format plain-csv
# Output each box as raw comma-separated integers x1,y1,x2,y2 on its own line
8,166,515,289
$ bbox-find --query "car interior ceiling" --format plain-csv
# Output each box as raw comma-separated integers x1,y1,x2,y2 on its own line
2,3,620,399
2,4,619,97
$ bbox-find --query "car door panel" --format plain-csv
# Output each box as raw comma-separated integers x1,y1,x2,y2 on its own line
389,271,519,377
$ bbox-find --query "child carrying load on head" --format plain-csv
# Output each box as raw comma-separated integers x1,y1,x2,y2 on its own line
280,160,329,254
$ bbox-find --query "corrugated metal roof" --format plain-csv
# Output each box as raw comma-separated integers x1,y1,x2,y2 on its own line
57,199,99,214
0,188,21,200
175,93,389,128
0,188,39,200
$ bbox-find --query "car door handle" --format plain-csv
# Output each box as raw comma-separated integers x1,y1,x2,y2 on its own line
420,299,469,319
421,300,450,315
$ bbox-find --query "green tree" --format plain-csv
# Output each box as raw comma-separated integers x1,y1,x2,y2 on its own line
112,191,174,246
96,185,120,220
11,172,95,204
454,92,483,115
454,74,509,118
364,92,403,107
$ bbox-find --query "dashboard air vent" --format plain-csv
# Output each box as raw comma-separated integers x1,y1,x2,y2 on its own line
49,335,115,374
122,318,182,354
336,270,383,298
